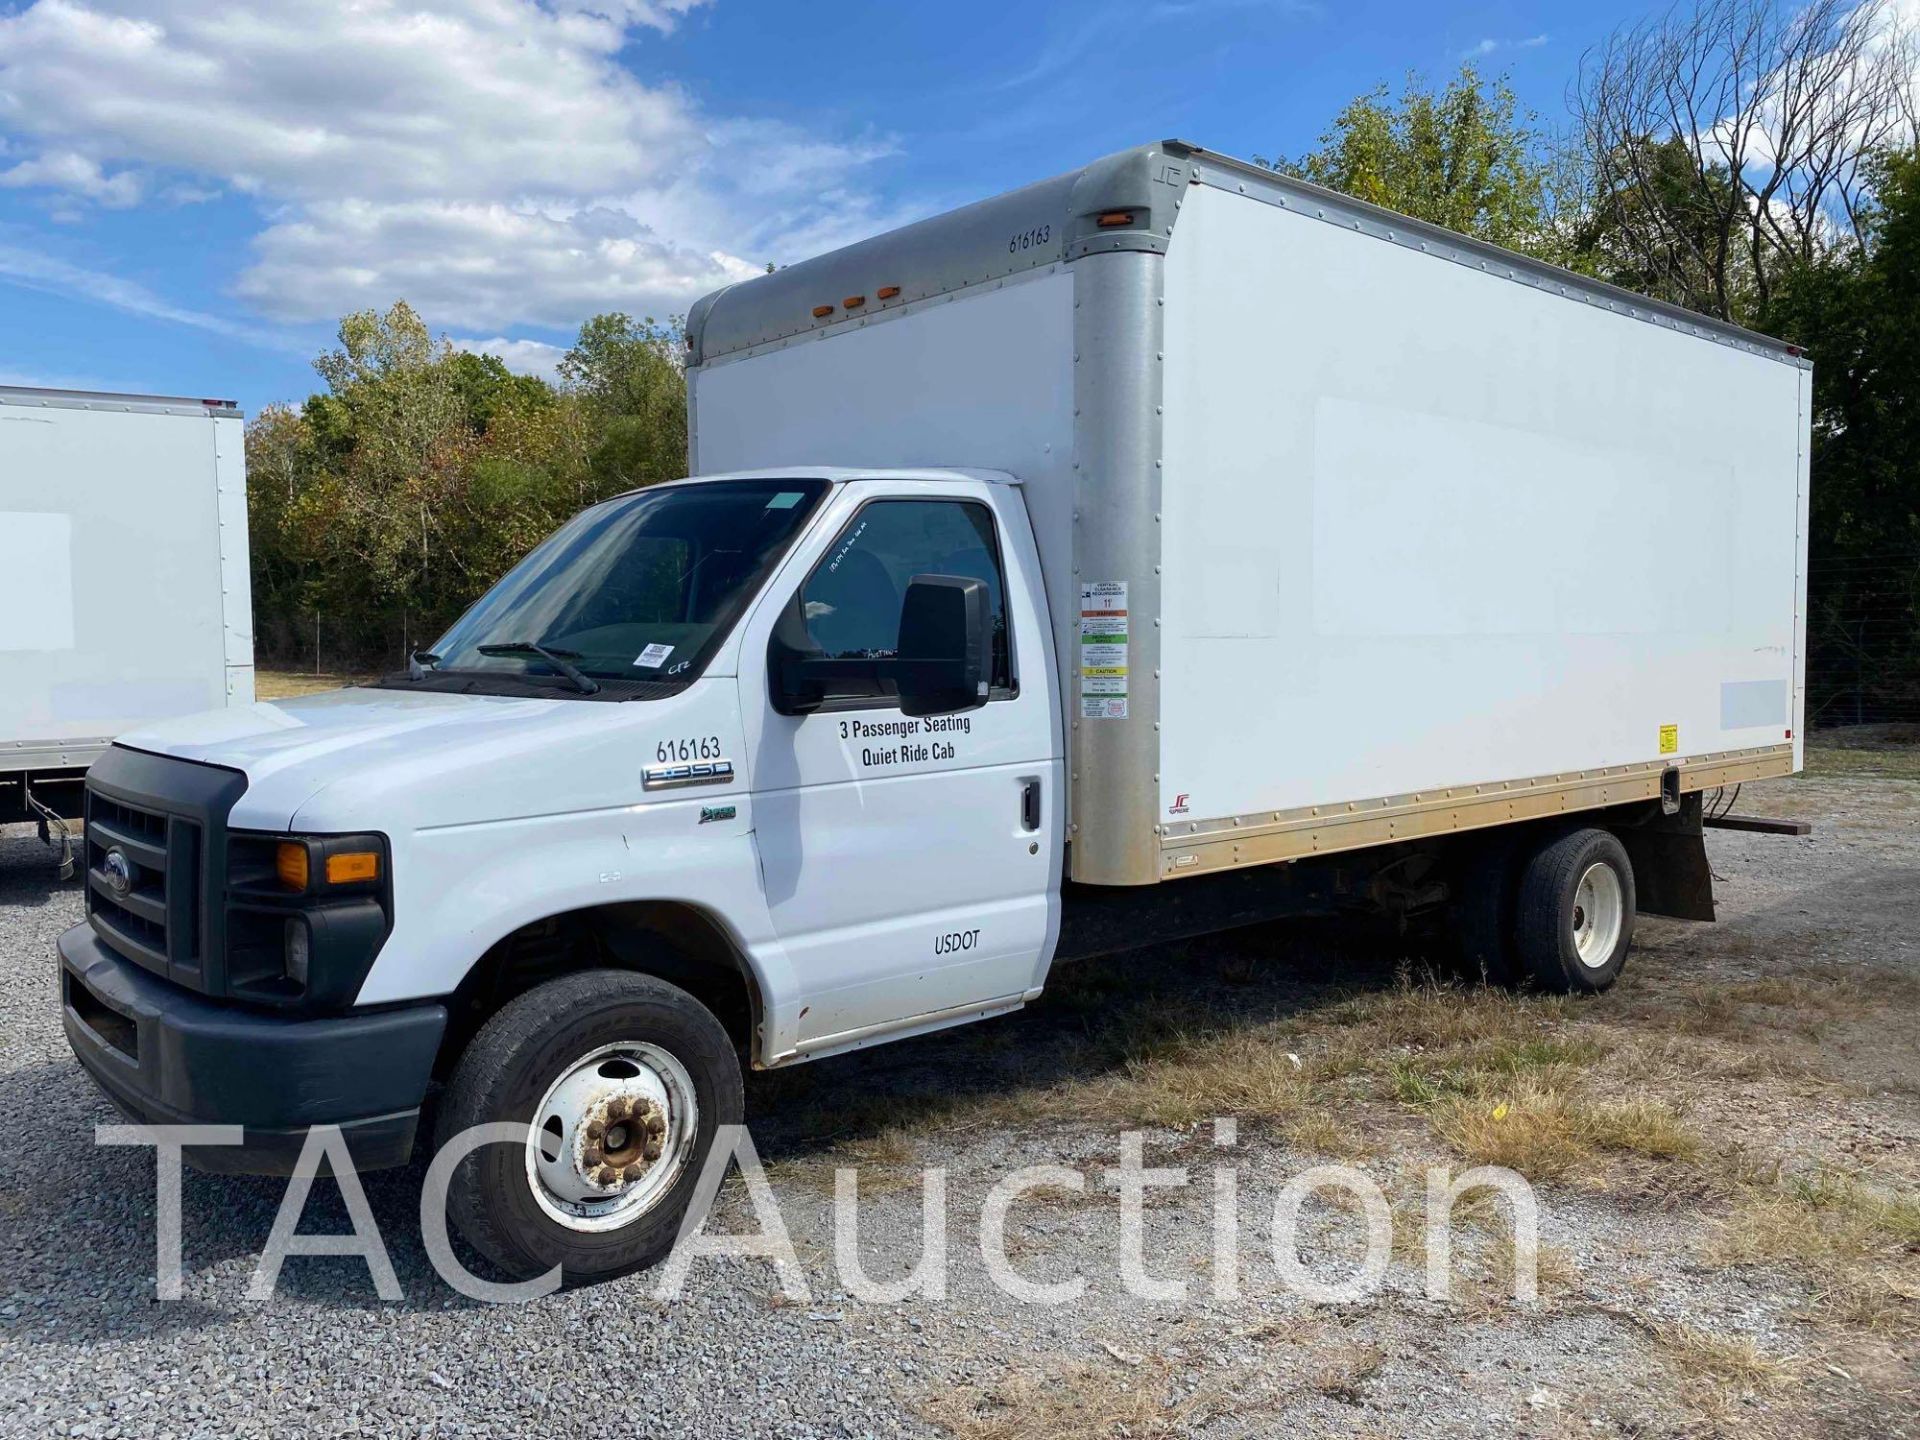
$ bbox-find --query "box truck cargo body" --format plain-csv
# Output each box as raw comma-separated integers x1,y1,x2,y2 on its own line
687,141,1806,887
1,387,253,839
55,143,1807,1284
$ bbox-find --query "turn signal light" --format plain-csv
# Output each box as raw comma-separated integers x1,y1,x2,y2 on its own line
326,851,381,885
275,843,309,891
1096,211,1136,228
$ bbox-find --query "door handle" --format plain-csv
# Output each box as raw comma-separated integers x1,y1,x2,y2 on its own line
1020,779,1041,832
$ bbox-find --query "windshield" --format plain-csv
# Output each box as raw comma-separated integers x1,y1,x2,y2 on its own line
425,478,829,690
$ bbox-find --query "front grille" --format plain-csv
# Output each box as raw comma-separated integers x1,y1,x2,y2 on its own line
85,789,202,982
81,747,243,995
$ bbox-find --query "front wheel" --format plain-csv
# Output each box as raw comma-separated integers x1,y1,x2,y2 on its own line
1514,827,1636,993
435,969,743,1284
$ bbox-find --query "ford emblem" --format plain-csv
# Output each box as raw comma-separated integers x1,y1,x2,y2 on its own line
103,848,135,897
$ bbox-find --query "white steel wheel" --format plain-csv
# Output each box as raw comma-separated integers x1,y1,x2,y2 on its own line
1570,861,1626,970
1514,827,1636,993
436,968,744,1285
526,1041,701,1232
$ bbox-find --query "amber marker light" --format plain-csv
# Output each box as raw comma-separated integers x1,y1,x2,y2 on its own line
276,843,310,891
326,851,381,885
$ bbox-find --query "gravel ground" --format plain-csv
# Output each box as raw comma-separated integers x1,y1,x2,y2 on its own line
0,754,1915,1439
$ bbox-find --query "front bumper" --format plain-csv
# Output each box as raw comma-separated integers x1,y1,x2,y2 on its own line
60,923,446,1176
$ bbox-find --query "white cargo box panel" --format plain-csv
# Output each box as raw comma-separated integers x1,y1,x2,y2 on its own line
1153,177,1806,878
0,388,254,772
686,141,1807,886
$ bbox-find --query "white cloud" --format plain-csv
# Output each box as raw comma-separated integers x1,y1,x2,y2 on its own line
1462,33,1549,60
0,149,141,206
450,336,570,382
0,1,904,337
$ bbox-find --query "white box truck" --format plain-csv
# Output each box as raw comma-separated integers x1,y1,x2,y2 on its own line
2,386,253,867
57,142,1806,1284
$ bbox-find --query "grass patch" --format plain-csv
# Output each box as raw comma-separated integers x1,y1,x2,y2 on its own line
1430,1083,1699,1181
1708,1170,1920,1336
1712,1171,1920,1266
919,1356,1223,1440
255,668,379,700
1801,733,1920,781
1308,1341,1384,1405
1655,1322,1802,1392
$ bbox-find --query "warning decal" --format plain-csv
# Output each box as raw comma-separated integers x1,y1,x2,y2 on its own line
1079,580,1129,720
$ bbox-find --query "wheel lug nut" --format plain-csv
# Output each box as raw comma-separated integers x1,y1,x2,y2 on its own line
583,1145,604,1166
607,1095,631,1121
584,1119,605,1141
595,1165,621,1186
622,1162,646,1183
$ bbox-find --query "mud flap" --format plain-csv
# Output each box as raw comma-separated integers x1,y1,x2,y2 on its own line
1617,792,1715,922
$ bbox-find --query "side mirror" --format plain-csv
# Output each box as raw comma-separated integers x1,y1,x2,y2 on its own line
766,572,989,718
896,574,988,717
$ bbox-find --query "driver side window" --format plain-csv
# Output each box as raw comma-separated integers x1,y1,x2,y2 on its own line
800,499,1013,704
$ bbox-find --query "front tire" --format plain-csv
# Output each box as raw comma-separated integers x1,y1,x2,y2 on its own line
1514,827,1636,993
435,969,743,1285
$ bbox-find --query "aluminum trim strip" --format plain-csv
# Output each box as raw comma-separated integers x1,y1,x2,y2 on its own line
1157,744,1795,879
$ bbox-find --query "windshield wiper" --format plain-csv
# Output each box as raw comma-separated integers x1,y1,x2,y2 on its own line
476,641,600,695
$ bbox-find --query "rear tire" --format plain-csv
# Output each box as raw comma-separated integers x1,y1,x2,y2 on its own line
1450,834,1524,986
435,969,743,1285
1514,827,1635,993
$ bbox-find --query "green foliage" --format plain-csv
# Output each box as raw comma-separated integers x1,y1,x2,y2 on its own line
1261,67,1560,254
246,301,687,666
1764,149,1920,723
1566,134,1766,324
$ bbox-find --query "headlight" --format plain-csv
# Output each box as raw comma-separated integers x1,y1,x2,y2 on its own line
225,832,392,1009
284,917,311,987
271,835,385,895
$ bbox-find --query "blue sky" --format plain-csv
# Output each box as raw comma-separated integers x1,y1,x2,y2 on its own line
0,0,1656,415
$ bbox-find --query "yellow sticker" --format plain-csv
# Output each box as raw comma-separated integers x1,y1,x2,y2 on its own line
1659,724,1679,756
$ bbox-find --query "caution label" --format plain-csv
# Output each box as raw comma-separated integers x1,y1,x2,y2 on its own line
1079,580,1129,720
1659,723,1679,756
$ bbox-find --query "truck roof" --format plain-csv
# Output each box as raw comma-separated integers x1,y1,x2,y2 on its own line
686,139,1805,371
0,385,242,419
633,467,1021,497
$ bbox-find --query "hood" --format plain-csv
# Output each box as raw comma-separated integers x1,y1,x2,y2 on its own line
116,685,654,832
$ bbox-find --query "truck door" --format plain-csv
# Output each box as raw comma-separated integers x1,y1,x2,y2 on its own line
738,479,1061,1055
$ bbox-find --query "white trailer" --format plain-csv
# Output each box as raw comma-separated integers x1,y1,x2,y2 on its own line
55,143,1806,1285
1,387,253,855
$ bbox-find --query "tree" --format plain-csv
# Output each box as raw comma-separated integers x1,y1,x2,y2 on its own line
245,304,691,668
1571,0,1916,323
1260,66,1562,254
1765,147,1920,723
558,312,688,489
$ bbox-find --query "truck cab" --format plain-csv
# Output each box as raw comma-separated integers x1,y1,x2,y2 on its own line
62,466,1065,1281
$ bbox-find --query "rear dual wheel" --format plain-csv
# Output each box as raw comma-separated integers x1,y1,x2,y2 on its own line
1454,825,1636,993
1514,827,1635,993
